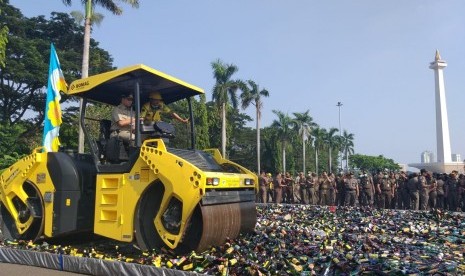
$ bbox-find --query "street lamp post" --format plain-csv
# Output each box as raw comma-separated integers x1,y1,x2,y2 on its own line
336,102,343,171
302,123,308,175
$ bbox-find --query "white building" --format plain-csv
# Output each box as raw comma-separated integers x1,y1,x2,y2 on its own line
421,151,434,163
452,154,461,162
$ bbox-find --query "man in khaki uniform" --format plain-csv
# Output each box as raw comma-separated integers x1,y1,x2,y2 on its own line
344,172,359,206
258,171,268,203
446,171,459,211
335,173,346,206
297,172,307,204
407,173,420,210
359,170,374,207
110,93,135,145
418,169,430,210
319,171,332,205
377,172,395,209
266,173,274,203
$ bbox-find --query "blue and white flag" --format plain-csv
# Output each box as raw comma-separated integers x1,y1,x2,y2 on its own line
42,43,67,152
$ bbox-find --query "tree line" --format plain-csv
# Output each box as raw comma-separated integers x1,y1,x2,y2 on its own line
0,0,400,174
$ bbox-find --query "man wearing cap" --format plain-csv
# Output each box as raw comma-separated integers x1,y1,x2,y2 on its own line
110,93,136,144
141,91,189,125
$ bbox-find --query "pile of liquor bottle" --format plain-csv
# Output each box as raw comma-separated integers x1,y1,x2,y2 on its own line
1,205,464,275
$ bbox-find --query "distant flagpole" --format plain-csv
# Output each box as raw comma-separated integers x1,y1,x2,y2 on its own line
42,43,67,152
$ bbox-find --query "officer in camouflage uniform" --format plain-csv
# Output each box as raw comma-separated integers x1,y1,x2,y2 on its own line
359,170,375,207
344,172,359,206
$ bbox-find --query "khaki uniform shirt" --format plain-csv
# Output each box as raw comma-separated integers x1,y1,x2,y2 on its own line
111,104,133,132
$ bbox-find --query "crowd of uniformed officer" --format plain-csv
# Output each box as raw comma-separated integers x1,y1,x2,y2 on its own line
257,169,465,211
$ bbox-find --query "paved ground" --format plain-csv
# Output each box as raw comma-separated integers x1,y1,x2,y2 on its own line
0,263,87,275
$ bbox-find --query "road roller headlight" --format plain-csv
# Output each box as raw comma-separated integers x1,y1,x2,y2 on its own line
206,177,220,186
162,197,182,234
244,178,254,185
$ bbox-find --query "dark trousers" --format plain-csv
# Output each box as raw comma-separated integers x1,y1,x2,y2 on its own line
344,191,357,206
419,191,429,210
299,185,308,204
379,191,392,209
274,188,282,204
307,188,316,205
360,190,373,206
259,186,267,203
410,191,419,210
436,194,445,209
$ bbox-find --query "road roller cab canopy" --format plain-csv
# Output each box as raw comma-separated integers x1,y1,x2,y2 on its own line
66,64,204,105
65,64,204,156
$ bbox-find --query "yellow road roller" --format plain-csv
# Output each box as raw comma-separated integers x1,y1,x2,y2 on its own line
0,64,257,252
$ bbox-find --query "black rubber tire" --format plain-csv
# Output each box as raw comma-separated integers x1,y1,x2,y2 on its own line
0,203,19,240
133,182,165,251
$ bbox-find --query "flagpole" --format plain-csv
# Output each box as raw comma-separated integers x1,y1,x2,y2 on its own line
302,124,307,174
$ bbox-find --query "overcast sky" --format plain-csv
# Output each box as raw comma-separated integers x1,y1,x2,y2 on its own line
8,0,465,165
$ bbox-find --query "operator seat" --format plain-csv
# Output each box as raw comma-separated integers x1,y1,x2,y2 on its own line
96,119,111,161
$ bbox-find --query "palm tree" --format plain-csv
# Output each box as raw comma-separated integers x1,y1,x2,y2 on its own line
62,0,139,78
62,0,139,152
292,110,317,174
241,80,269,173
341,130,355,171
0,3,7,68
211,59,246,158
70,10,104,27
271,110,294,174
312,127,326,175
324,127,339,173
